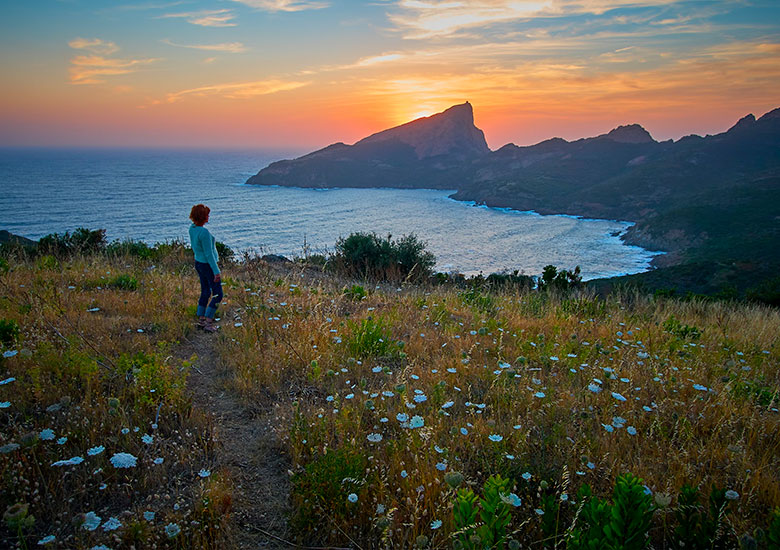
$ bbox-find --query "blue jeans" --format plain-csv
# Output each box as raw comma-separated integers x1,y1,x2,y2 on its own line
195,261,223,319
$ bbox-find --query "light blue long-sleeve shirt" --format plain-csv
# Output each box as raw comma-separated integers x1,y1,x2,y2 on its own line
189,224,220,275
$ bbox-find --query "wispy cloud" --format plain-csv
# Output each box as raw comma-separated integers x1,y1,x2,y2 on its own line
68,38,119,55
163,79,310,102
161,39,247,53
68,38,159,84
158,9,237,27
230,0,329,12
388,0,698,38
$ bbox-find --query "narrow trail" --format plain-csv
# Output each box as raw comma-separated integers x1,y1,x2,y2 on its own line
181,329,293,549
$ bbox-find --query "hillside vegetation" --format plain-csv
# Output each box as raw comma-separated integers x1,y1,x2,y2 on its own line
1,234,779,549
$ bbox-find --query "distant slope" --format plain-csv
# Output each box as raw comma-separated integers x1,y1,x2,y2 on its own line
246,103,780,298
246,102,489,189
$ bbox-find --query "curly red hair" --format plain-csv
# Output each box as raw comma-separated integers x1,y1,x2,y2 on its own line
189,204,210,226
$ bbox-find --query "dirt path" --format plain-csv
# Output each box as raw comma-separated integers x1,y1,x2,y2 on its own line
181,329,293,549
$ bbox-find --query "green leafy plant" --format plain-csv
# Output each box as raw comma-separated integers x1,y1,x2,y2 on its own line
674,484,733,550
345,317,398,358
478,474,513,549
107,273,138,291
605,473,653,550
663,315,702,340
767,507,780,549
538,265,582,292
332,231,435,281
0,318,20,347
568,475,652,550
343,284,367,301
454,488,480,548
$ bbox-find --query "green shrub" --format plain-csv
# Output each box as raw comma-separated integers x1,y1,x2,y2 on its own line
215,241,234,262
290,446,368,536
106,273,139,291
478,474,513,549
39,227,106,256
454,488,480,547
568,474,652,550
106,239,153,259
674,484,734,550
746,276,780,307
343,284,367,301
538,265,582,292
332,232,435,281
663,316,702,340
345,317,398,358
0,318,20,347
767,507,780,549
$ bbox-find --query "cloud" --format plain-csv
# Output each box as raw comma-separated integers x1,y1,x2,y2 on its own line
164,79,310,102
158,9,237,27
69,55,160,85
68,38,120,55
161,39,247,53
230,0,329,12
68,39,159,84
387,0,698,38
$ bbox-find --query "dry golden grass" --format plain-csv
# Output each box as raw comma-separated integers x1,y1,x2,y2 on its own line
0,252,230,548
217,264,780,548
2,250,778,549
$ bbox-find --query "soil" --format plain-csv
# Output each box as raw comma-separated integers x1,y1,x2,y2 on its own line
181,328,293,549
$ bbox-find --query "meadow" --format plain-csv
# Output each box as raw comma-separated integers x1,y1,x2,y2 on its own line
1,236,779,549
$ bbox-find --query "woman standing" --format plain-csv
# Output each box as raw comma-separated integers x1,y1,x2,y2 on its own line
189,204,223,332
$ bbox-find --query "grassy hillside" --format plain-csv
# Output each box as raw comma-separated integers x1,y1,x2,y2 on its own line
1,242,779,549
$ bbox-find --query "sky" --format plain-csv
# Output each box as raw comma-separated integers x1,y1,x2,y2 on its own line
1,0,779,151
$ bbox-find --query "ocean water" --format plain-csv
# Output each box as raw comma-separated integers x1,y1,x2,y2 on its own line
0,148,660,279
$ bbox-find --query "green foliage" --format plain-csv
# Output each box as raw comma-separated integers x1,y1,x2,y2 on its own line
215,241,234,262
332,232,435,281
105,239,153,259
0,318,20,347
673,484,733,550
39,227,107,256
604,473,653,550
746,276,780,307
767,507,780,550
454,488,480,548
539,492,561,545
343,284,367,301
568,475,652,550
290,446,368,533
459,287,495,312
538,265,582,292
663,315,702,340
345,317,398,358
106,273,138,291
478,474,513,549
568,484,612,550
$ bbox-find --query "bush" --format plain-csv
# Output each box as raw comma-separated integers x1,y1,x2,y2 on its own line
537,265,582,292
332,232,435,281
215,241,234,263
291,446,369,539
345,317,398,358
39,228,106,256
0,319,20,347
106,239,153,259
106,274,138,291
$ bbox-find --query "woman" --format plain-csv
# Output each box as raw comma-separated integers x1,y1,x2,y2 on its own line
189,204,223,332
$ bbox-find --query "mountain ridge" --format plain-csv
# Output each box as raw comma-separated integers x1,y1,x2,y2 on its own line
247,103,780,297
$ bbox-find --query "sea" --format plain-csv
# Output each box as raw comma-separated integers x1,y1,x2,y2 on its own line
0,148,661,280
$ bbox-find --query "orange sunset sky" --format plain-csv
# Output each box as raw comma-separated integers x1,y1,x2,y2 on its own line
1,0,779,151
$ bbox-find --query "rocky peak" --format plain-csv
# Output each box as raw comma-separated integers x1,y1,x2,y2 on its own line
601,124,656,144
727,113,756,133
356,101,490,159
